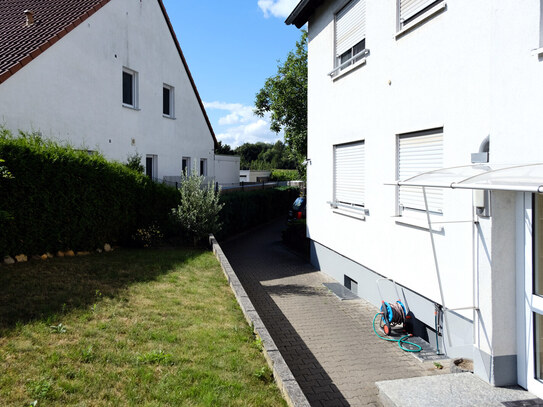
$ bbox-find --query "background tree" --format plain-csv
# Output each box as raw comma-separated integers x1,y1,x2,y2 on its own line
234,141,297,170
215,141,235,155
254,30,307,173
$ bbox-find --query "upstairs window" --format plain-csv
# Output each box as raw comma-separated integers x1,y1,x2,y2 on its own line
397,129,443,214
333,141,365,210
163,84,175,118
123,68,138,108
397,0,445,33
332,0,367,76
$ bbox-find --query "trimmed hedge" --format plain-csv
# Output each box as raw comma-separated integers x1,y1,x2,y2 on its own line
269,169,300,181
217,187,299,240
0,131,179,256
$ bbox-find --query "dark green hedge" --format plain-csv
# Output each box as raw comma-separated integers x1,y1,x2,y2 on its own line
0,131,179,256
217,187,299,240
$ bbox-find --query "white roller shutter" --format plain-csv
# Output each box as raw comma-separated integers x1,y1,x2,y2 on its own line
334,141,365,207
398,131,443,212
335,0,366,57
399,0,439,23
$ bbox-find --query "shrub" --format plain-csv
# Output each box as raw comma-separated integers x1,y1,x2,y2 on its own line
124,151,144,173
217,187,298,239
0,129,179,256
269,169,300,181
171,172,223,246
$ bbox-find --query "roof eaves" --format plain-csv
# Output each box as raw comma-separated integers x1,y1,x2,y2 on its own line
0,0,112,85
285,0,323,28
157,0,218,149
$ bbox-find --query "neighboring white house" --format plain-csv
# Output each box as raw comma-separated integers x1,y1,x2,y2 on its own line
239,170,271,183
0,0,224,182
287,0,543,395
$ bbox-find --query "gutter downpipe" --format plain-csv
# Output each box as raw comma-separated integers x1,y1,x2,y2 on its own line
422,186,452,350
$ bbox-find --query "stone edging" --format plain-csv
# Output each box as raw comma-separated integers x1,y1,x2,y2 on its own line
209,235,310,407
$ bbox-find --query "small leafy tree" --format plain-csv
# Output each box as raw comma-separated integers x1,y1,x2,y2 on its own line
125,152,144,173
171,171,223,246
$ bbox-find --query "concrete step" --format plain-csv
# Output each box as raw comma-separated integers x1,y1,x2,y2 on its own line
377,373,540,407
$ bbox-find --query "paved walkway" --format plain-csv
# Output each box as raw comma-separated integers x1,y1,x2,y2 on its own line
221,220,446,407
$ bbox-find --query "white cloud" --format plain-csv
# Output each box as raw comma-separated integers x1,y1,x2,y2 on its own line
204,100,283,148
258,0,299,18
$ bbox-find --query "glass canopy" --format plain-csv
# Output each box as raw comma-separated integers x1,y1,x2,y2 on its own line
392,163,543,192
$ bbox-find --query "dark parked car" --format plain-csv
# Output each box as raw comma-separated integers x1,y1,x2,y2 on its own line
288,196,306,223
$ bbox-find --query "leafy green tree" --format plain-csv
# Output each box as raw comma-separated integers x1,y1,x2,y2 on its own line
171,171,224,246
254,30,307,171
215,141,235,155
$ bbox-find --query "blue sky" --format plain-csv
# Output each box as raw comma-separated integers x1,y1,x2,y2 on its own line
162,0,303,148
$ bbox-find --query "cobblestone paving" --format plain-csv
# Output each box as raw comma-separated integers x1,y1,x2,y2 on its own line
221,220,446,407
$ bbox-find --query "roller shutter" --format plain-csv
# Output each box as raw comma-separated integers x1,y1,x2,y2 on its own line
398,131,443,212
335,0,366,57
334,141,365,207
399,0,440,23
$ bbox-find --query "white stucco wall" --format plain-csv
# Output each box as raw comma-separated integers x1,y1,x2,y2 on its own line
0,0,215,180
305,0,543,364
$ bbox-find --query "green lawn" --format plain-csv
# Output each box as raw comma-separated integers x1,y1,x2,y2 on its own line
0,248,286,406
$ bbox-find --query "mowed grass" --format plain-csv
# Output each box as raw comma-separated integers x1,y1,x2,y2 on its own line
0,248,286,406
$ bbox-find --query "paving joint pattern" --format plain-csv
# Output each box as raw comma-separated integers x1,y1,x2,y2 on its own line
209,234,310,407
218,220,449,407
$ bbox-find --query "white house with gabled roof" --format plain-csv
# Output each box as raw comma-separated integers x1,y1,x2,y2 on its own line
0,0,228,182
287,0,543,395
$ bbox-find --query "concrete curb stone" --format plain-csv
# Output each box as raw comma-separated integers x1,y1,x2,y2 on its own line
209,234,311,407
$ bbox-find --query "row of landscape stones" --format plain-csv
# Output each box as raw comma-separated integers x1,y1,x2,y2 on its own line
2,243,114,265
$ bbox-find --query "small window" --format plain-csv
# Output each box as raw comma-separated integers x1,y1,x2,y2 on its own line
397,0,444,32
123,68,138,108
182,157,191,176
146,155,157,179
163,84,174,117
332,0,367,76
397,129,443,214
333,141,365,209
200,159,207,176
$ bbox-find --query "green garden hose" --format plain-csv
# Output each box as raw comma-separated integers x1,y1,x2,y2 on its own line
372,313,422,353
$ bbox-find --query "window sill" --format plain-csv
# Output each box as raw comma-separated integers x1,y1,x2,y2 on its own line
395,1,447,39
331,57,367,81
333,208,366,221
122,104,140,111
532,47,543,57
163,114,176,120
328,202,368,220
393,216,444,232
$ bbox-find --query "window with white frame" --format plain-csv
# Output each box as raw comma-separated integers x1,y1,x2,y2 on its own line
200,158,207,176
333,141,365,209
182,157,191,176
122,68,138,108
397,129,443,214
397,0,445,32
332,0,367,75
163,84,175,118
145,154,158,179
